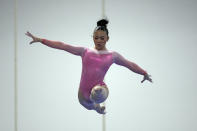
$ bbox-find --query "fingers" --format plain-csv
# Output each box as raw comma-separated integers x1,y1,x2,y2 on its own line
30,41,34,44
141,74,153,83
148,78,153,83
147,75,153,83
25,31,30,36
141,78,145,83
26,31,37,44
25,31,34,38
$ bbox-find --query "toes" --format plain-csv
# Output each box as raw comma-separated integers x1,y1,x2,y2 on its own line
96,106,106,114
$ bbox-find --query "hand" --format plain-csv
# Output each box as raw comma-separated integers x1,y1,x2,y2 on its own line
141,74,153,83
25,31,42,44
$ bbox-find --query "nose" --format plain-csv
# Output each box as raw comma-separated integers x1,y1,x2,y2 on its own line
97,38,103,42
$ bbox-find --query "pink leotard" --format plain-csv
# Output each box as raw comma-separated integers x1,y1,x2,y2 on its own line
80,48,113,99
41,39,147,100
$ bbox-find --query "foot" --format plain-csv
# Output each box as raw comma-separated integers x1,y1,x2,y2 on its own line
94,104,106,114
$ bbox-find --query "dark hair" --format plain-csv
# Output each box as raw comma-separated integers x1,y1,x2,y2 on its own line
94,19,109,36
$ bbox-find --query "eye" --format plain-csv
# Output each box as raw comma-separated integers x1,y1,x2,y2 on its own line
94,37,98,40
101,37,104,40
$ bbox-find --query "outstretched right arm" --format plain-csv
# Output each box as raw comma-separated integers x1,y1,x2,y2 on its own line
25,31,85,56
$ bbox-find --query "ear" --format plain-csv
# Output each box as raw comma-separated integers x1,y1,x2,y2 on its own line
107,36,109,41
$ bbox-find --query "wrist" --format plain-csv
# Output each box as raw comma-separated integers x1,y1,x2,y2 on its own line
143,71,147,76
36,37,43,42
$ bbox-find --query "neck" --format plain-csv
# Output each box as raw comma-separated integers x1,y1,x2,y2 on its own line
94,46,107,51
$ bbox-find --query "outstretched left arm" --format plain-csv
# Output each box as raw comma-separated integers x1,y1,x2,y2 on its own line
113,52,152,83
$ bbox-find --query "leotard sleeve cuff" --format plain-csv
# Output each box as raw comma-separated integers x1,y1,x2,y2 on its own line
41,38,46,43
143,71,147,75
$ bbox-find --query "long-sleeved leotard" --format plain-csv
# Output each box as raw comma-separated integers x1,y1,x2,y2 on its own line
41,39,147,100
80,48,113,99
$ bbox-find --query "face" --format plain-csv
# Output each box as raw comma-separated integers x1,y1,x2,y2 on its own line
93,30,109,50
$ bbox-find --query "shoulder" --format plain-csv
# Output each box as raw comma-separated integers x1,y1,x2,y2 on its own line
111,51,120,63
111,51,127,64
112,51,119,56
112,51,121,59
79,47,88,57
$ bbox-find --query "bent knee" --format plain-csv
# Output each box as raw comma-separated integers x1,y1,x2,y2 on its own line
78,98,94,110
90,86,109,103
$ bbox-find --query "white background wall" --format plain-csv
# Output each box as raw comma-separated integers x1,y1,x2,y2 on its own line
0,0,197,131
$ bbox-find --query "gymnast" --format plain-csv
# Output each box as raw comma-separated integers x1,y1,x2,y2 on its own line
26,19,152,114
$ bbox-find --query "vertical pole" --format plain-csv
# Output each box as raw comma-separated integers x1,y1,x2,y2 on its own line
102,0,105,18
102,102,106,131
14,0,18,131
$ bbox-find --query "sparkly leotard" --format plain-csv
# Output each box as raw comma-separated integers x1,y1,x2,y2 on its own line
79,48,113,99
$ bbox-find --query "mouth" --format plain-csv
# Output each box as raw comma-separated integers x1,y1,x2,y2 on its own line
96,43,103,46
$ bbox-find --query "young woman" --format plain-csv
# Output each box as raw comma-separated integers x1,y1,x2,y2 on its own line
26,19,152,114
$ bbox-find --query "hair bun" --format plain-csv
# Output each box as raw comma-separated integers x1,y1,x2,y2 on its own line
97,19,109,27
